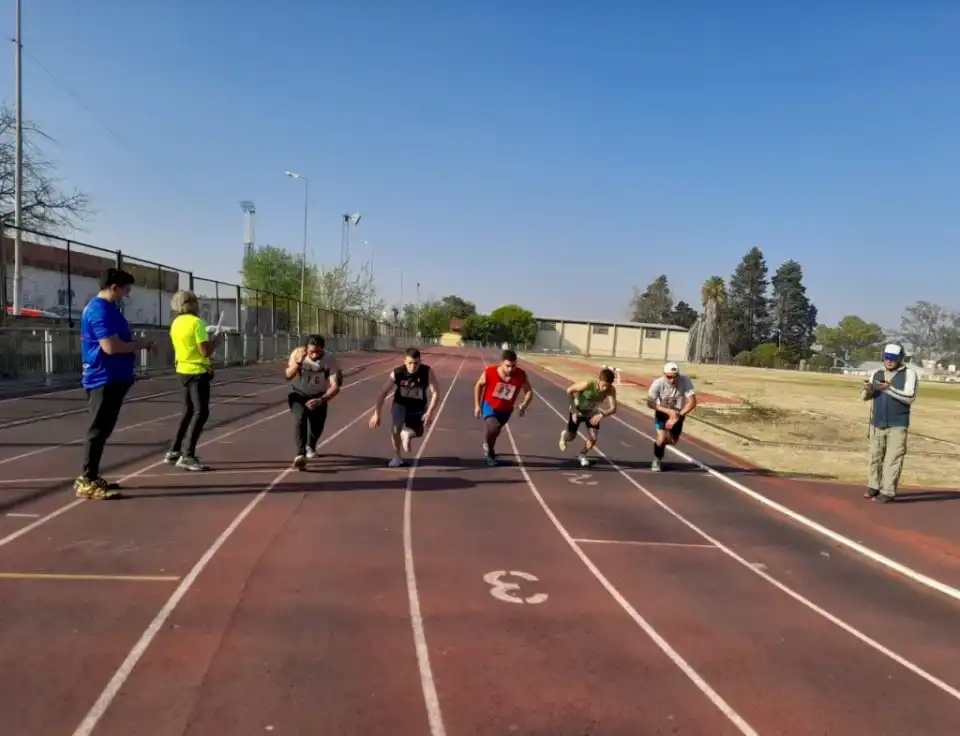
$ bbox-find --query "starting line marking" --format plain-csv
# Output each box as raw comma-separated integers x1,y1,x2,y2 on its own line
574,538,717,549
0,572,181,582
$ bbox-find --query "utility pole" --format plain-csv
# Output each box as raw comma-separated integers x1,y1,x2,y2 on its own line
12,0,24,315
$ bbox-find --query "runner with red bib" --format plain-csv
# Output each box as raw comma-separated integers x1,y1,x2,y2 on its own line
474,349,533,466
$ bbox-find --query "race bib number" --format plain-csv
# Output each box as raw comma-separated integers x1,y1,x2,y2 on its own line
492,382,517,401
304,370,327,386
399,384,424,400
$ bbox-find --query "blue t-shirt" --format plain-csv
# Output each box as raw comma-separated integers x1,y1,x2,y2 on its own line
80,297,136,389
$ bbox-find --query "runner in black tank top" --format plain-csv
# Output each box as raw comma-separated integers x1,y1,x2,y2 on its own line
284,334,343,470
369,347,441,468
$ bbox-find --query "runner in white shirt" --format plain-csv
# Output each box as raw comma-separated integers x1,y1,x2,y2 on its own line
646,361,697,472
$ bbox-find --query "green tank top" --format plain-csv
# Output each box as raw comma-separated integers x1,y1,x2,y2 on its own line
575,381,610,413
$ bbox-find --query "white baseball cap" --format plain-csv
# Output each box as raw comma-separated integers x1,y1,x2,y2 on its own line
663,362,679,376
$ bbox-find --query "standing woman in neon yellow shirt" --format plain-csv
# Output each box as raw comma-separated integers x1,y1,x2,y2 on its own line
165,290,220,471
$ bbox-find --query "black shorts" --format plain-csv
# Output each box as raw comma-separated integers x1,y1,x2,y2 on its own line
654,410,684,441
392,402,426,435
568,411,601,435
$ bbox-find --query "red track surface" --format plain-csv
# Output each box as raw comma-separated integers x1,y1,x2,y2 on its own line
1,348,959,735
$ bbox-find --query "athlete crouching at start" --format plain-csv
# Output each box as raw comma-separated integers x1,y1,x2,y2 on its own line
285,335,342,470
369,348,440,468
646,361,697,472
474,349,532,466
560,367,618,467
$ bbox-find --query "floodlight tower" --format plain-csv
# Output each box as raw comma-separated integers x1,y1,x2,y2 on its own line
341,212,361,264
240,200,256,260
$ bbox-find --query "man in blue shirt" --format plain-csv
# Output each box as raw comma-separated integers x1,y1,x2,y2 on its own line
76,268,154,500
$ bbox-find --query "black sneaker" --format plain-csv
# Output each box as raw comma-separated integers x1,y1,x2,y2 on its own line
863,487,880,499
873,493,895,504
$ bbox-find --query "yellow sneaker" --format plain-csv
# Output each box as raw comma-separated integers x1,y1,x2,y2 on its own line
74,477,120,500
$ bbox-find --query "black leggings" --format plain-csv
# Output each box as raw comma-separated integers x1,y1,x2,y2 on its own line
170,373,213,456
82,380,133,480
288,391,329,455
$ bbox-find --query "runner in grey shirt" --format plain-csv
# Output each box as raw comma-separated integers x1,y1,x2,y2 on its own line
285,334,343,470
646,361,697,471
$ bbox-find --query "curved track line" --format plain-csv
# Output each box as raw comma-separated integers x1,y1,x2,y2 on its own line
525,360,960,607
403,355,467,736
532,391,960,704
70,402,382,736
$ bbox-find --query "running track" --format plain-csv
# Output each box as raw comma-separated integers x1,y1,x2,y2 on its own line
1,348,959,735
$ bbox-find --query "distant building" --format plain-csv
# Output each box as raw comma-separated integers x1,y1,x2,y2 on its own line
533,317,688,362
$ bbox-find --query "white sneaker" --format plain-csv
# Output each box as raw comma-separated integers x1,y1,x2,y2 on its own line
579,454,591,468
388,457,405,468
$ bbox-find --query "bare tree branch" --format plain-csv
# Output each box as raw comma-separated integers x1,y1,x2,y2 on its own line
0,105,92,234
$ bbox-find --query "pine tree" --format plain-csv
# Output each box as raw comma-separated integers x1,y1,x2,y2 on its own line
725,247,772,355
628,275,674,324
771,260,818,362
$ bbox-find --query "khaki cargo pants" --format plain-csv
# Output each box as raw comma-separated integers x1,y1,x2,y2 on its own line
868,426,908,497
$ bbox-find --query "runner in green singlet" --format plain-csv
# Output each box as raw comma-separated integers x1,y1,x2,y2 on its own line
559,368,618,467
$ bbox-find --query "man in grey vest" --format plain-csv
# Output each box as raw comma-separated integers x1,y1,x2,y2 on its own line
860,342,918,503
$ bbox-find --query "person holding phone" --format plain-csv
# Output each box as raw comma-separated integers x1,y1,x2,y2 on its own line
75,268,155,499
860,343,918,503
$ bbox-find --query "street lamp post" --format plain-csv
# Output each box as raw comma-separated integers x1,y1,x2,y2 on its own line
284,171,309,332
11,0,24,316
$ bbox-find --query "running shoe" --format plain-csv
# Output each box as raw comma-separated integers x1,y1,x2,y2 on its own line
74,476,121,500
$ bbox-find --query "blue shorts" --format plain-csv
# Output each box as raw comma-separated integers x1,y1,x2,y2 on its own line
481,400,512,426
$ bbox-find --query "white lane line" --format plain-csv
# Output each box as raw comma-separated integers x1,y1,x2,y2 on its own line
403,354,467,736
533,390,960,704
5,512,39,518
503,423,759,735
0,355,391,467
0,361,398,550
529,361,960,607
574,538,717,549
70,401,379,736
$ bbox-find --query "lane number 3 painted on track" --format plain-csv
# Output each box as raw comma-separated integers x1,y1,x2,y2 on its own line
483,570,548,605
562,472,598,486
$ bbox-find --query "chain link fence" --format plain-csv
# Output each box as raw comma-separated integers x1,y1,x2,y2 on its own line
0,225,412,387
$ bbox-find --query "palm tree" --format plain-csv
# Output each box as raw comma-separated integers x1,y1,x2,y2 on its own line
685,276,728,363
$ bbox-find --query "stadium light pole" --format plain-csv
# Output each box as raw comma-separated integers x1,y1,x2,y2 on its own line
341,212,361,265
284,171,309,332
11,0,24,316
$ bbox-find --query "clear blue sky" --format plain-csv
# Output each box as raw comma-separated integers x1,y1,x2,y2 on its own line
9,1,958,329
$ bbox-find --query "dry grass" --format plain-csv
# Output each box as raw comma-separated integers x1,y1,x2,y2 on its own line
523,354,960,489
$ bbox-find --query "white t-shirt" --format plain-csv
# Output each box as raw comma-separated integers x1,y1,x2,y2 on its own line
648,375,695,411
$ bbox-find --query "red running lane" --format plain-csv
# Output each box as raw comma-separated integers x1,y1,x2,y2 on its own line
0,350,430,736
408,353,742,734
1,348,960,734
509,388,960,734
0,352,397,522
526,358,960,597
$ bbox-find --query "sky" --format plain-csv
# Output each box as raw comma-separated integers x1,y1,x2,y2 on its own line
6,1,958,329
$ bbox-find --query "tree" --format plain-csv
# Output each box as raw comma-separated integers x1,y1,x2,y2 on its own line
670,300,699,329
461,314,504,344
770,260,818,362
725,247,772,355
241,245,317,304
437,295,477,320
489,304,538,345
898,301,954,360
686,276,728,362
0,106,90,232
629,275,674,323
814,316,886,362
314,256,383,316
